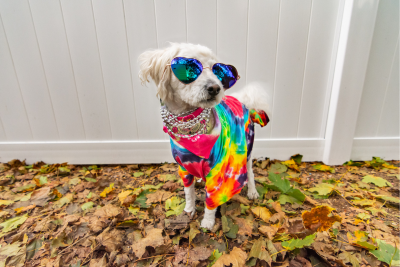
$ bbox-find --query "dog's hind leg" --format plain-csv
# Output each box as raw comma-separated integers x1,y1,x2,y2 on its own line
200,206,216,230
247,157,260,200
184,182,196,216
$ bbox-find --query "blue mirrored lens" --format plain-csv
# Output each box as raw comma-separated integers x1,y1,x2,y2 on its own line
170,57,203,84
212,63,238,89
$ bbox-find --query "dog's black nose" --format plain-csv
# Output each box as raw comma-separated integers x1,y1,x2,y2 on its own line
207,84,221,96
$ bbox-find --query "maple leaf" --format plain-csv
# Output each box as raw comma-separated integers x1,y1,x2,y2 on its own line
100,183,114,197
313,164,335,173
251,206,272,222
281,159,300,172
208,249,223,267
96,227,124,252
282,234,316,250
165,197,185,217
302,206,341,232
132,228,164,259
118,190,132,204
213,247,247,267
362,175,392,187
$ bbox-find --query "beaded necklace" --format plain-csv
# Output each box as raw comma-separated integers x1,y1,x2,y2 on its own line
160,106,212,138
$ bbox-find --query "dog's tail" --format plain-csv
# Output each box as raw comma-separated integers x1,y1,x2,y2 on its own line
228,82,272,117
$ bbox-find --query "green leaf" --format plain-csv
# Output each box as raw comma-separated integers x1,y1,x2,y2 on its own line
141,183,164,190
165,197,185,217
55,194,73,208
225,224,239,239
208,249,223,267
256,185,268,200
0,213,28,234
84,177,97,182
133,172,144,177
134,190,151,208
81,202,94,211
282,234,316,251
189,222,200,243
362,175,392,187
26,238,43,260
221,216,230,233
370,239,400,265
366,207,388,216
291,154,303,165
285,188,305,203
308,183,335,196
13,183,36,193
278,194,301,205
38,176,48,185
368,157,387,170
248,237,271,264
269,163,287,174
128,206,140,215
343,160,363,167
338,252,360,267
313,164,335,173
68,177,81,185
268,172,291,193
240,204,250,214
375,195,400,204
20,192,33,202
357,213,370,220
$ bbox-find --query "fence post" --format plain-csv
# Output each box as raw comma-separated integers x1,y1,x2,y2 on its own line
323,0,379,165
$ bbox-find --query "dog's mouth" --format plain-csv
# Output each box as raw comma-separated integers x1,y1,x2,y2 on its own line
207,96,216,101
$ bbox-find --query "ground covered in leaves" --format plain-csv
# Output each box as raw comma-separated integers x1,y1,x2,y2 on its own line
0,156,399,267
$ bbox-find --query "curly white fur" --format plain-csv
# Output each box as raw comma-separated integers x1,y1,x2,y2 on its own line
139,43,271,229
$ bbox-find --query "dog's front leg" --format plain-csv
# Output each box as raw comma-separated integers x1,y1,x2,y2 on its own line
247,157,260,200
183,182,196,216
200,206,216,230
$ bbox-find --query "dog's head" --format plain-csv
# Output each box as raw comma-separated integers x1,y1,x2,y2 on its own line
139,43,224,112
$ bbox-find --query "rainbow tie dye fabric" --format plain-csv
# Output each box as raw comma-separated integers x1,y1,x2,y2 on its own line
166,96,269,210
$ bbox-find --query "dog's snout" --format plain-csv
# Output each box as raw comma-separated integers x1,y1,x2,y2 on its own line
207,84,221,96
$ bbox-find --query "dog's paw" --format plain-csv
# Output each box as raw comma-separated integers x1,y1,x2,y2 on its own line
184,205,196,217
247,189,260,200
200,217,215,230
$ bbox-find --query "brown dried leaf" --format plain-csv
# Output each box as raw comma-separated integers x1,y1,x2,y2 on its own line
259,225,279,240
95,228,124,252
302,205,341,232
93,204,123,219
213,247,247,267
231,194,251,206
132,228,164,259
251,206,272,222
89,255,107,267
145,190,175,204
233,217,253,236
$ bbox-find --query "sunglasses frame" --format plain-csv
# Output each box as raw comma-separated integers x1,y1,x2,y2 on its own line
161,57,241,89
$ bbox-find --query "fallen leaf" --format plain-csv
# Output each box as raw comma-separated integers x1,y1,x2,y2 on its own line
145,190,175,204
15,204,35,214
282,234,316,251
100,183,114,197
117,190,132,205
370,239,400,265
95,228,124,252
94,204,123,219
231,194,251,206
362,175,392,187
248,237,271,266
259,225,279,240
282,159,300,172
0,213,28,234
338,251,360,267
302,206,341,232
81,202,94,211
313,164,335,173
308,183,335,196
213,247,247,267
251,206,272,222
132,228,164,259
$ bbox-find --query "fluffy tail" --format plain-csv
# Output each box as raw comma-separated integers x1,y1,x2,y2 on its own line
228,82,272,117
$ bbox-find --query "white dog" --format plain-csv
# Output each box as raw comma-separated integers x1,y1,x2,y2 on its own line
139,43,270,229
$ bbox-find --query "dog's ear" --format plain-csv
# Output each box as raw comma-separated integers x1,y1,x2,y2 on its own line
138,47,176,102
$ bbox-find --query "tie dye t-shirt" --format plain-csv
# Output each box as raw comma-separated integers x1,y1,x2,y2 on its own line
166,96,269,210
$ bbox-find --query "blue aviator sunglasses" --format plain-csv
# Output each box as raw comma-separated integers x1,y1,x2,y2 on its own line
162,57,240,89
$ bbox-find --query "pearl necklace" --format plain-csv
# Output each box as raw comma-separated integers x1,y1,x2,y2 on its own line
160,106,212,138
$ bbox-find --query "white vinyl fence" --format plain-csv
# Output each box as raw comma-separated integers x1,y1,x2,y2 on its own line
0,0,398,165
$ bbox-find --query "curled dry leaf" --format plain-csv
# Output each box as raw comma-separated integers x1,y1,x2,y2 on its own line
231,194,251,206
213,247,247,267
96,228,124,252
132,228,164,259
93,204,124,219
259,224,279,240
302,205,341,232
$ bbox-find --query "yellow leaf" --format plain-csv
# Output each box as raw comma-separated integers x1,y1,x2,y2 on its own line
251,206,272,222
118,190,132,204
0,200,14,206
382,163,398,170
281,159,300,172
100,183,114,198
15,204,36,214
